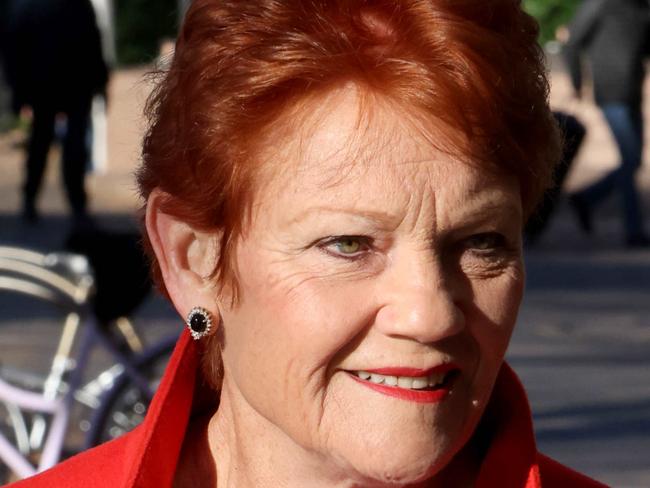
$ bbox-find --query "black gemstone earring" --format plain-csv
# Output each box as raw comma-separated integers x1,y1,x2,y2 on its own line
186,307,214,340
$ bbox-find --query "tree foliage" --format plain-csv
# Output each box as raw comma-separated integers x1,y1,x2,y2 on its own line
524,0,582,45
115,0,178,65
110,0,581,66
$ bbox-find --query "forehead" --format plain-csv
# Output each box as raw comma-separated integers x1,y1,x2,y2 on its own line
254,84,520,220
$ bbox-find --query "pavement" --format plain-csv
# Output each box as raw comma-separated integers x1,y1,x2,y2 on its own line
1,59,649,487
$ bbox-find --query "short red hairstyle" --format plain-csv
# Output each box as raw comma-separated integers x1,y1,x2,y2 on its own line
138,0,560,300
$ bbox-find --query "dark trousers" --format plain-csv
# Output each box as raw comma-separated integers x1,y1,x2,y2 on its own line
578,103,645,238
23,98,91,216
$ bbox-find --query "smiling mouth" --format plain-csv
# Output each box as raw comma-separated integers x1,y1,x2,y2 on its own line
345,367,459,403
349,369,456,391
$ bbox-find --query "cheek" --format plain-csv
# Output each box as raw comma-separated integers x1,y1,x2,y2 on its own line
223,252,374,392
219,254,379,448
467,268,524,378
473,262,523,322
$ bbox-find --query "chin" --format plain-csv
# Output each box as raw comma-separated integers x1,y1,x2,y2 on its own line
340,437,455,487
350,460,437,487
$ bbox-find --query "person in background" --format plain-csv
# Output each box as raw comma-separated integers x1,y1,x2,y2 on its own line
0,0,12,129
524,112,586,245
564,0,650,247
4,0,108,225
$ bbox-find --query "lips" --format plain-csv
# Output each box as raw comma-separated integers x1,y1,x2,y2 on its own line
345,365,459,403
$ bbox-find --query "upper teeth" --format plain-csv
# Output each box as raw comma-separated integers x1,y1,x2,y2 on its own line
353,371,448,390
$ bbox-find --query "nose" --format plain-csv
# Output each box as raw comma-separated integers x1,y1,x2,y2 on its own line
373,252,465,344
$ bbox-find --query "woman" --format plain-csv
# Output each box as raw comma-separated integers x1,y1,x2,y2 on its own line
13,0,606,486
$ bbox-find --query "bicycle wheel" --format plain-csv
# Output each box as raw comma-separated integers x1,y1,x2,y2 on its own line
85,335,177,447
0,248,94,480
0,400,27,484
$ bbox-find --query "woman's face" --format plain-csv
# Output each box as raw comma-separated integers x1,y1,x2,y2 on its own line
216,87,524,484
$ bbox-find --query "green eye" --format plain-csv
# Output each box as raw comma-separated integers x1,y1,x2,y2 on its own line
334,238,362,254
318,236,371,259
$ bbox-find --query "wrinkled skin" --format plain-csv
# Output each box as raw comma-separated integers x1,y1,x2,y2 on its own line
188,86,525,487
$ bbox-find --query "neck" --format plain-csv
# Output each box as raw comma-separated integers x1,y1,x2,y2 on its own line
206,377,354,487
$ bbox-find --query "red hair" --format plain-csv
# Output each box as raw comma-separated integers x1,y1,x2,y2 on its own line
138,0,560,300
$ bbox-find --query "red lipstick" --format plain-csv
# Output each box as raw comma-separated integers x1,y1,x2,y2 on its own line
347,364,458,404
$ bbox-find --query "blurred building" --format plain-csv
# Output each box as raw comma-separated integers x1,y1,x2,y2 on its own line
178,0,190,24
90,0,117,69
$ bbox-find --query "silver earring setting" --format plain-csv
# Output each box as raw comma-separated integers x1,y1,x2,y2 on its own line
186,306,214,340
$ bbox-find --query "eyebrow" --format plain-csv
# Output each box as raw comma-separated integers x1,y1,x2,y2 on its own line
450,200,523,229
465,199,521,217
286,206,403,228
285,199,521,231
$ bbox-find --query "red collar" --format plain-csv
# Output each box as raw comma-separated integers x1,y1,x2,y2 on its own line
118,330,543,487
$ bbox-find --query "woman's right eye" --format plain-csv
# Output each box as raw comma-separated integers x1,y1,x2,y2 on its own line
318,236,372,259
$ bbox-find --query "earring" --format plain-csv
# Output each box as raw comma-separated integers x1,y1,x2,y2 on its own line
186,306,214,340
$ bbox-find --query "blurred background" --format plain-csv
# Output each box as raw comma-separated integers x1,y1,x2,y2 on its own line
0,0,648,486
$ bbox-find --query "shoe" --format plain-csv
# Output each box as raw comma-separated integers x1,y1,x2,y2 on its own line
626,234,650,248
568,193,593,234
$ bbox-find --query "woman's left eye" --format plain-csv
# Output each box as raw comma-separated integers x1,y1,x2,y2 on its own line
463,232,507,253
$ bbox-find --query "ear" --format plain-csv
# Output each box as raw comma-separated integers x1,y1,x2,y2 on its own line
146,189,220,322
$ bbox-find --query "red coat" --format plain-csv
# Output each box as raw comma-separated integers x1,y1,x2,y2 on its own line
10,331,608,487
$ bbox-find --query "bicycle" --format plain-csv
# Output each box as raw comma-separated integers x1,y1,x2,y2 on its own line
0,245,179,483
